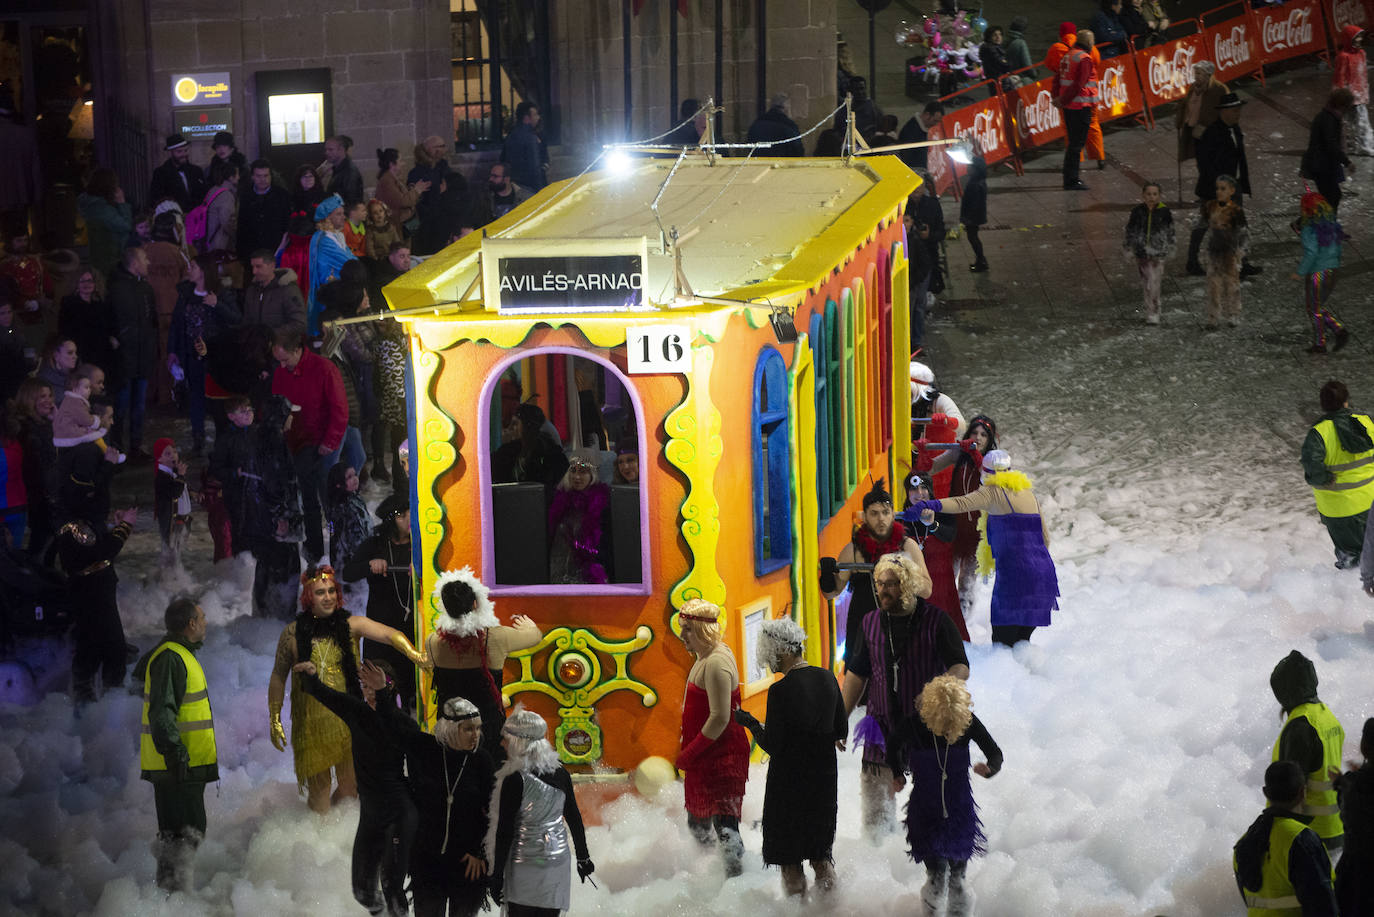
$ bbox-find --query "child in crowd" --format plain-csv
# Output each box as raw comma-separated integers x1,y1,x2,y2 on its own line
343,201,368,257
209,395,256,556
907,675,1002,917
1122,180,1176,325
153,438,193,566
52,372,122,461
1334,26,1374,156
960,155,989,273
1292,190,1349,354
57,398,119,531
249,396,304,618
1199,174,1249,329
364,199,401,262
325,463,370,577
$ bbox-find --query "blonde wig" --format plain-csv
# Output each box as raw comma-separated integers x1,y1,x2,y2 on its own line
872,552,931,611
917,674,974,743
679,598,722,646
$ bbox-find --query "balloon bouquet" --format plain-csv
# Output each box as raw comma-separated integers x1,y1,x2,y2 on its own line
898,8,988,97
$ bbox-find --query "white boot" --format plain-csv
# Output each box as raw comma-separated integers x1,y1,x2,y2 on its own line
859,767,896,842
719,826,744,878
947,862,973,917
921,861,949,917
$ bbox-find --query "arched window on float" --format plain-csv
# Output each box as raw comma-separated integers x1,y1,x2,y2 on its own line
480,347,649,594
876,246,893,450
809,311,832,524
752,347,792,575
840,290,858,492
824,300,844,517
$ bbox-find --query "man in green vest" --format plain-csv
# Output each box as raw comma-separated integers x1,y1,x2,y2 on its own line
134,597,217,892
1301,379,1374,569
1233,760,1337,916
1271,650,1345,853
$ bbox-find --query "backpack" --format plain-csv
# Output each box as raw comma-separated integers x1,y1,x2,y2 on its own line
185,187,226,252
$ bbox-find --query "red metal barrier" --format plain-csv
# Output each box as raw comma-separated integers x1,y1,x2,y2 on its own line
1205,13,1264,83
934,92,1017,195
1254,0,1327,63
1135,31,1209,116
1330,0,1374,33
1009,76,1066,151
1095,55,1146,124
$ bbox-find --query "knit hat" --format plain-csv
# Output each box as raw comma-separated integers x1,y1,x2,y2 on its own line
153,437,175,466
1010,15,1028,32
211,130,234,148
314,193,344,221
1059,21,1077,37
164,133,190,151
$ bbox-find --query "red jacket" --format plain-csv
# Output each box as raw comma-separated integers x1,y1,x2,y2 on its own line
1334,25,1369,106
1056,47,1099,109
272,350,347,453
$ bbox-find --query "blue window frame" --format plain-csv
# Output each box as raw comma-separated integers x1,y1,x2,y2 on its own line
752,347,792,574
810,313,832,526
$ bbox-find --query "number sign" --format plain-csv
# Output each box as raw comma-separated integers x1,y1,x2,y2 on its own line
626,325,692,374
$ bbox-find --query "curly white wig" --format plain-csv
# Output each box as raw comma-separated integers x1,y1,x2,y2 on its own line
432,566,499,638
755,617,807,673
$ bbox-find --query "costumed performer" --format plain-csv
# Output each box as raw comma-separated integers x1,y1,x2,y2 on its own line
906,674,1002,917
547,454,612,584
486,709,594,916
676,598,751,877
902,471,966,641
918,413,998,619
291,657,415,916
841,553,969,840
426,566,541,756
306,194,357,334
903,449,1058,647
267,564,429,813
734,617,847,899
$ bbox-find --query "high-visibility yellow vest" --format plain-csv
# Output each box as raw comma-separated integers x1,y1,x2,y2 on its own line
1233,815,1328,916
1272,702,1344,842
140,640,216,772
1310,413,1374,517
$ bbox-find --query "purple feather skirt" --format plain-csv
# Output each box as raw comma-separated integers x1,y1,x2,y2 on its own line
904,744,986,864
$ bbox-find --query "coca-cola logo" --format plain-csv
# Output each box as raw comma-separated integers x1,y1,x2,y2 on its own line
1213,25,1251,71
1261,7,1313,53
1147,44,1196,97
954,109,1002,155
1335,0,1367,29
1016,89,1062,140
1098,65,1129,110
927,127,948,183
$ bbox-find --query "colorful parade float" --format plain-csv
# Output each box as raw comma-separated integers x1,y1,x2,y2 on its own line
379,143,923,774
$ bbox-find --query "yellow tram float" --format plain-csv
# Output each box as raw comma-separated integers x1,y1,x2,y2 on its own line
377,147,921,775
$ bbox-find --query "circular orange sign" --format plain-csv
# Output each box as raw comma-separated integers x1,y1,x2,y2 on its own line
174,77,199,104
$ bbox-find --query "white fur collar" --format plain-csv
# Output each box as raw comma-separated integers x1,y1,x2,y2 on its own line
432,566,499,637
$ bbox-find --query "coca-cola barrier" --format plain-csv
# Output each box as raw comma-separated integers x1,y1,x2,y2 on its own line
921,0,1345,195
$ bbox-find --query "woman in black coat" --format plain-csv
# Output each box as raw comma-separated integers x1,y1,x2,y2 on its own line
58,268,121,390
735,618,847,899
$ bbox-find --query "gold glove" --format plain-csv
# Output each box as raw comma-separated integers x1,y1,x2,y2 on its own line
389,631,431,671
269,706,287,752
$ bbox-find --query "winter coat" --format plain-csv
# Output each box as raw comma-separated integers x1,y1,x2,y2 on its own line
745,107,805,157
58,293,120,386
980,41,1012,84
204,185,237,253
19,417,56,525
327,491,370,572
241,395,304,547
1195,120,1251,199
1298,223,1342,275
208,422,254,542
236,185,292,261
959,159,988,228
1122,202,1176,259
168,280,240,369
374,170,421,232
76,193,133,277
149,157,206,213
52,392,102,447
1334,25,1369,106
106,263,159,380
469,184,534,231
1005,30,1033,73
241,268,306,331
501,122,547,191
1303,107,1352,183
1090,7,1129,56
326,157,365,208
898,116,932,171
1335,760,1374,914
1176,77,1229,161
1269,650,1332,781
364,222,402,263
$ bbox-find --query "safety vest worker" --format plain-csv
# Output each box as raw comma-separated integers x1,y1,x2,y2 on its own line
1270,650,1345,850
1300,381,1374,568
1233,760,1337,917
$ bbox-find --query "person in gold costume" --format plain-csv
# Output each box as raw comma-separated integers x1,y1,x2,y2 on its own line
267,564,429,813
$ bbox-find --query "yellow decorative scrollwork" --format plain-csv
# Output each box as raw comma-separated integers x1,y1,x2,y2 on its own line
665,342,725,630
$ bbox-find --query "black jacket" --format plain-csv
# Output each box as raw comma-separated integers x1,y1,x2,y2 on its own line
1234,808,1337,916
746,107,804,157
236,185,293,260
341,533,413,631
107,262,159,380
326,157,365,208
299,672,410,801
959,159,988,227
208,423,255,544
1195,119,1252,200
1302,107,1351,181
58,294,120,388
1336,761,1374,914
149,157,206,213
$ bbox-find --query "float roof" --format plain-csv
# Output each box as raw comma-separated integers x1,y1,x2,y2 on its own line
383,153,919,315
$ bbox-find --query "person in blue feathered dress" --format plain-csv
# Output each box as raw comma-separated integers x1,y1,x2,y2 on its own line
307,194,356,335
